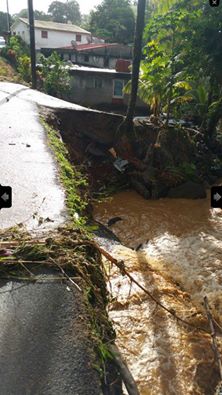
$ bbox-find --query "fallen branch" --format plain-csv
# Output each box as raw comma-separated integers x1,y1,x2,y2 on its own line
49,257,82,292
85,239,209,333
108,344,140,395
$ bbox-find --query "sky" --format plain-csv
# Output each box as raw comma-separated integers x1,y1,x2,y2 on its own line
0,0,102,15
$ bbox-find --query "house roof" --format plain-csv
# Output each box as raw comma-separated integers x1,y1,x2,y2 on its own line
67,64,131,78
60,43,119,51
14,18,91,35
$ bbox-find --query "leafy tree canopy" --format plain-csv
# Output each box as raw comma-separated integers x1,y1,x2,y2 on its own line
131,0,222,135
89,0,135,43
15,9,51,21
48,0,81,24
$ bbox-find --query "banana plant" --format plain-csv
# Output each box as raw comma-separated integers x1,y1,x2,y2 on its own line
172,78,210,126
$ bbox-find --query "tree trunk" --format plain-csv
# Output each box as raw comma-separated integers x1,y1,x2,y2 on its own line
115,0,146,141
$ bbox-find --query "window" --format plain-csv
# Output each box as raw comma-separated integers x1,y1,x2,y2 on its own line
113,79,124,98
76,34,82,42
95,78,103,89
84,54,89,62
41,30,48,39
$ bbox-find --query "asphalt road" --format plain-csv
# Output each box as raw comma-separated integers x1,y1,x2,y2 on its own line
0,269,101,395
0,82,87,230
0,83,102,395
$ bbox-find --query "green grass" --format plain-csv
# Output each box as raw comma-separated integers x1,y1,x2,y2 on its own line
41,120,89,227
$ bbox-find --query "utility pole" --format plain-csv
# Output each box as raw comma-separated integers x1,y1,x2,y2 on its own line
6,0,10,33
28,0,37,89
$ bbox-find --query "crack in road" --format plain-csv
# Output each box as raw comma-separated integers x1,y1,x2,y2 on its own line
0,87,29,106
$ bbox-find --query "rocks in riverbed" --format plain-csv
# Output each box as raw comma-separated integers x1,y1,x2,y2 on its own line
167,181,206,199
130,179,151,199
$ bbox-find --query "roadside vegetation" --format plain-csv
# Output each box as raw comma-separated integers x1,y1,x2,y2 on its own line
126,0,222,136
0,57,21,83
0,36,70,98
41,119,88,226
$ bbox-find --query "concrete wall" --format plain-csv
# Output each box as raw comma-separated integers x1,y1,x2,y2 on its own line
12,21,90,50
68,74,145,109
62,53,129,70
70,74,114,105
77,54,104,68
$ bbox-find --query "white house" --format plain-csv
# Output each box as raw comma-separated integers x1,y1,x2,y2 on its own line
11,18,92,50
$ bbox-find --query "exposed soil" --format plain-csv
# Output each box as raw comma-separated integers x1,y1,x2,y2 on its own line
42,106,222,201
0,57,23,83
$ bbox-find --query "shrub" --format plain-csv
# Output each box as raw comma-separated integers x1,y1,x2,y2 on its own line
39,52,70,98
2,35,30,67
17,55,31,82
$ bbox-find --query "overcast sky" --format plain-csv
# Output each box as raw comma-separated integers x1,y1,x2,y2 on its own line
0,0,102,15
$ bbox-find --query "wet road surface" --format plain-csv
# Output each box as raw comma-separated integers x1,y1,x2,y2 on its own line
0,82,89,230
0,268,101,395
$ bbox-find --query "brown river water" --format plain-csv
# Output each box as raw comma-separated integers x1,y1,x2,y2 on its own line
93,190,222,395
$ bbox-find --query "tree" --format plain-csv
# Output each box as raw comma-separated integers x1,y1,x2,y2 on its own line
132,0,222,137
34,10,51,21
17,9,28,18
116,0,146,143
39,52,70,97
89,0,135,43
48,1,81,24
16,9,51,21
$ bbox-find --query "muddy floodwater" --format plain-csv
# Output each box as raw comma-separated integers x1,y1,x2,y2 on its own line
93,190,222,395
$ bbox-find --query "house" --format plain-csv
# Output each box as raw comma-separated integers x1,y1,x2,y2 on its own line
11,18,92,50
65,60,146,113
41,42,133,69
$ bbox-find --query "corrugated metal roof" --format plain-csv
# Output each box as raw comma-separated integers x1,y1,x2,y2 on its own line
60,43,119,51
17,18,91,35
68,64,131,76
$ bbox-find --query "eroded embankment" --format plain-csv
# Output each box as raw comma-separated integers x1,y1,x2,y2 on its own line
41,105,222,202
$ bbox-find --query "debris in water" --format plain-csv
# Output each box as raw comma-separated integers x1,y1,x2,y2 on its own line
113,158,129,173
134,240,149,251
